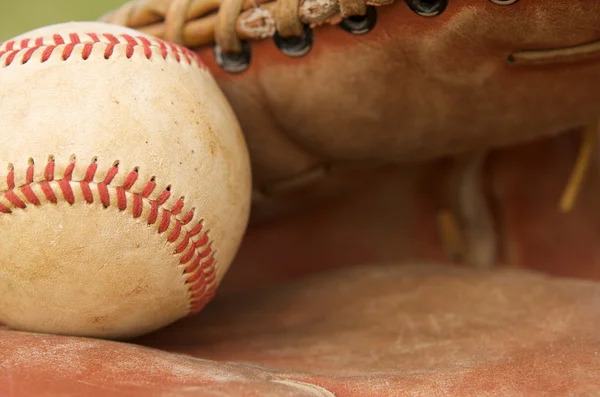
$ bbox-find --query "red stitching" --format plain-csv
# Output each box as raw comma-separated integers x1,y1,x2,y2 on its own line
116,187,127,210
198,245,213,260
41,182,57,203
181,209,194,225
21,185,40,206
157,189,171,205
186,268,205,283
98,183,110,207
191,284,207,298
123,170,138,190
0,158,216,314
175,233,191,254
68,33,81,44
59,179,75,204
64,162,75,181
133,194,143,218
180,245,196,264
22,47,37,63
194,233,209,248
81,182,93,203
6,168,14,190
204,264,216,279
184,249,211,274
168,42,182,63
121,34,137,59
141,178,156,198
188,223,203,237
53,34,64,45
159,211,171,233
45,161,55,181
65,35,80,60
167,221,182,243
82,43,93,60
84,162,97,182
4,51,17,66
171,199,184,216
5,191,25,208
41,46,54,62
185,255,202,274
104,166,118,184
26,165,34,184
137,36,154,59
148,201,159,224
87,33,100,43
192,285,216,303
0,32,205,68
103,33,118,59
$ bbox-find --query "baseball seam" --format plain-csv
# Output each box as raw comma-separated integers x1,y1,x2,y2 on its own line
0,156,217,316
0,32,205,67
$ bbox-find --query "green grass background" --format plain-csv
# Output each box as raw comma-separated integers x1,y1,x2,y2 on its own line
0,0,128,41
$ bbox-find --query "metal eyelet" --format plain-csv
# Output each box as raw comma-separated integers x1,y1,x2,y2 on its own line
340,6,378,35
273,24,313,58
404,0,448,17
489,0,518,4
213,41,251,73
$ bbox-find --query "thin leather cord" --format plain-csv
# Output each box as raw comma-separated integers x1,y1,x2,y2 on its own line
338,0,366,18
102,0,340,48
165,0,193,44
275,0,303,38
182,0,225,20
102,1,137,26
299,0,339,25
102,0,218,27
101,0,167,27
560,122,599,213
509,39,600,65
238,6,277,40
365,0,394,5
215,0,248,52
109,8,268,48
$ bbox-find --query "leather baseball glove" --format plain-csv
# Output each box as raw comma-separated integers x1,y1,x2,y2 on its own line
100,0,600,273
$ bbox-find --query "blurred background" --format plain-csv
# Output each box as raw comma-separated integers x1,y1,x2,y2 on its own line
0,0,127,40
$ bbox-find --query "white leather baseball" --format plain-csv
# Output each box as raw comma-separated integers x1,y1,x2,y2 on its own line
0,22,251,339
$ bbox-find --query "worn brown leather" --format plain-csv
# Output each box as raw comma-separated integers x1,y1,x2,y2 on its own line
203,2,600,184
100,1,600,277
103,0,600,216
2,263,600,396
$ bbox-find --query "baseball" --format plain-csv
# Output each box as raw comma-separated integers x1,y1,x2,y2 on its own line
0,22,251,339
